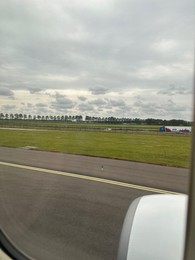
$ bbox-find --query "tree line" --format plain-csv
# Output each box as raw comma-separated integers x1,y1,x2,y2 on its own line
0,112,192,126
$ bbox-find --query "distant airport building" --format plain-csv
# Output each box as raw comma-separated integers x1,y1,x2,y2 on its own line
160,126,192,133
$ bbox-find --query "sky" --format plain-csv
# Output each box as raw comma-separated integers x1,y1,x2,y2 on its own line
0,0,194,120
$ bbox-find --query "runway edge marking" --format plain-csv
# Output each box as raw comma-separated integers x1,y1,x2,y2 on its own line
0,161,182,195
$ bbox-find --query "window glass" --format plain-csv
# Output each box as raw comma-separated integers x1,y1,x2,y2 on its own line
0,1,194,259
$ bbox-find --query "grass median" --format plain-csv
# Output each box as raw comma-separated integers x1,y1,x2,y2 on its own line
0,128,191,167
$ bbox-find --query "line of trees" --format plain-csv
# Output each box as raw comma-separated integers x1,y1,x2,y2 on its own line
0,112,192,126
0,113,83,122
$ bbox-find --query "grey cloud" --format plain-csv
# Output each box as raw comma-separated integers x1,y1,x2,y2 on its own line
165,99,188,112
78,96,87,101
27,103,33,108
36,103,47,108
2,104,16,111
78,99,108,113
34,103,51,115
158,84,192,96
88,98,126,109
28,87,43,94
1,1,193,91
134,100,162,112
34,107,51,115
51,93,75,111
89,98,107,106
132,97,190,119
0,87,14,97
0,0,193,119
78,103,95,113
108,99,126,107
89,87,109,95
81,98,128,115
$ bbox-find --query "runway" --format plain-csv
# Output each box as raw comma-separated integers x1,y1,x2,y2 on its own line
0,147,190,260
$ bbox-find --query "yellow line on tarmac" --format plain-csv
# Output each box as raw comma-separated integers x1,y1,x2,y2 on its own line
0,161,181,195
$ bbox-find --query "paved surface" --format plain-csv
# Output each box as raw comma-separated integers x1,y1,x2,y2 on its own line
0,147,189,193
0,147,190,260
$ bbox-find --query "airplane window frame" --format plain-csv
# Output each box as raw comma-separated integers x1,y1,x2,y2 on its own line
0,1,194,259
0,229,31,260
183,72,195,260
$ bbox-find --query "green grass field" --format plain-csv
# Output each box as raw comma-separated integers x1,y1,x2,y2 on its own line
0,128,191,168
0,119,160,130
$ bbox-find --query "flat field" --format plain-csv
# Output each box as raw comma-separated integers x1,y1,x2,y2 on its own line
0,128,191,168
0,120,159,131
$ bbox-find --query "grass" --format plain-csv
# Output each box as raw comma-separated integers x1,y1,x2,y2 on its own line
0,128,191,168
0,119,160,130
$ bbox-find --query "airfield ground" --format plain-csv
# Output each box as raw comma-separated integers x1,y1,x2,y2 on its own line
0,122,191,167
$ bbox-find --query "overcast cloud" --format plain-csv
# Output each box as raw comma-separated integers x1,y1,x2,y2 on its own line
0,0,194,120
